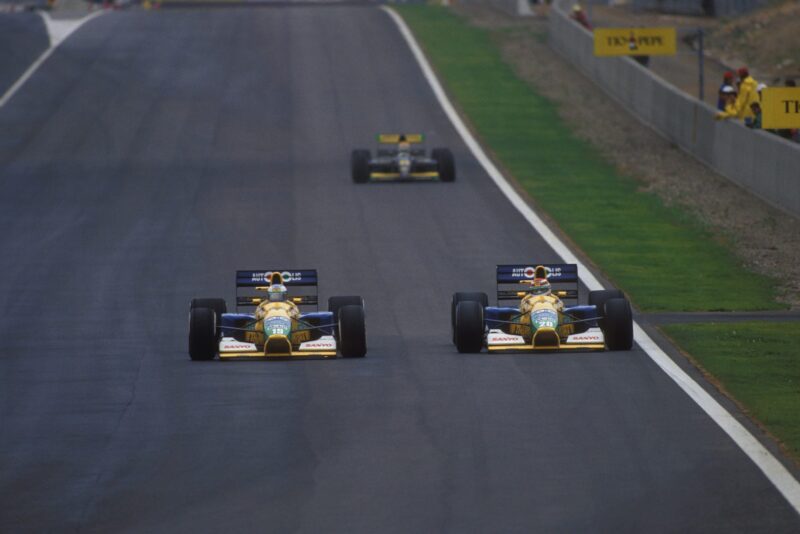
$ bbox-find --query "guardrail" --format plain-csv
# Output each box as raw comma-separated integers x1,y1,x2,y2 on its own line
548,0,800,218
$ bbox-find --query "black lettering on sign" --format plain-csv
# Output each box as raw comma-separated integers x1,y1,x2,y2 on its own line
639,36,663,46
782,100,800,113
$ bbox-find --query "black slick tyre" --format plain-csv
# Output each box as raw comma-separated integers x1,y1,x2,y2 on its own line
351,150,370,183
602,298,633,351
432,148,455,182
451,292,488,344
588,289,624,329
454,300,484,353
190,298,227,324
329,296,365,320
189,307,218,361
339,305,367,358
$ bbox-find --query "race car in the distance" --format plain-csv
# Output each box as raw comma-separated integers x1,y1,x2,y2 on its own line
451,264,633,353
188,270,366,360
351,133,455,183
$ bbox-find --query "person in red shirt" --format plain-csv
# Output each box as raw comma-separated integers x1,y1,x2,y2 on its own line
571,4,591,30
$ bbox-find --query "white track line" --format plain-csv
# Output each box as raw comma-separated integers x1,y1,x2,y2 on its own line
381,5,800,515
0,10,105,109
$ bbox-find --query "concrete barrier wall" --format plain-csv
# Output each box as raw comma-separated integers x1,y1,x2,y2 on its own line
549,0,800,218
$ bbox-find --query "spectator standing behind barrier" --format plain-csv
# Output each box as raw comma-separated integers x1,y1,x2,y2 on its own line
717,71,735,111
716,67,759,121
745,102,762,129
571,4,591,30
719,85,737,118
757,82,767,101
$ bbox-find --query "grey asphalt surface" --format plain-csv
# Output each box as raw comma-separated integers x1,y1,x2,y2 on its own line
0,7,798,533
0,13,49,95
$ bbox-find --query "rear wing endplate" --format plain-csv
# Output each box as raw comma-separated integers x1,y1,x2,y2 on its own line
235,270,319,311
496,264,579,304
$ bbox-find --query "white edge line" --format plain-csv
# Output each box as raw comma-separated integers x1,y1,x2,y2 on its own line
380,5,800,515
0,10,106,109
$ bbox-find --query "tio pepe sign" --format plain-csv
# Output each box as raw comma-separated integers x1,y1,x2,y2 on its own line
761,88,800,129
594,27,677,57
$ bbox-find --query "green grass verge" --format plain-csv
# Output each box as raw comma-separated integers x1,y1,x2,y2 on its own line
394,5,782,312
663,322,800,458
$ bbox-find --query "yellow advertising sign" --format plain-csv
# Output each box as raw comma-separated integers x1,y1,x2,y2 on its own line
761,88,800,129
594,28,677,57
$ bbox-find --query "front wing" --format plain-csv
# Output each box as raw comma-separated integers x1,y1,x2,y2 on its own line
367,158,439,181
218,336,338,359
485,328,606,352
368,171,440,181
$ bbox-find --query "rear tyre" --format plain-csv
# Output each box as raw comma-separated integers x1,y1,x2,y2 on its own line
454,301,484,353
602,298,633,351
451,292,488,344
190,298,227,324
351,150,371,183
189,307,217,361
432,148,455,182
588,289,624,329
339,305,367,358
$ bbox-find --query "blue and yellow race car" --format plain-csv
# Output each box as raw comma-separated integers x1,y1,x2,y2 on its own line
451,264,633,353
351,133,455,183
188,270,366,360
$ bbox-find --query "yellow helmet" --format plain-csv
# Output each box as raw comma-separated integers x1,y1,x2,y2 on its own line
267,284,288,303
530,278,551,296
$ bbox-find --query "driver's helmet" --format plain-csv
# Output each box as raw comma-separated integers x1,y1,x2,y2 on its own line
267,283,288,303
398,135,410,152
530,278,551,297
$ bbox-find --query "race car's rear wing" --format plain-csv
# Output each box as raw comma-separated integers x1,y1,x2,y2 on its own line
496,264,579,304
377,133,424,144
235,270,319,311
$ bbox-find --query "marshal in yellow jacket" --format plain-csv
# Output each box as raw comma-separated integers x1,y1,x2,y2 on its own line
717,75,758,120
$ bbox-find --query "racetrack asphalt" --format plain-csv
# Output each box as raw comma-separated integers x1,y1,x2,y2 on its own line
0,13,49,95
0,7,798,532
